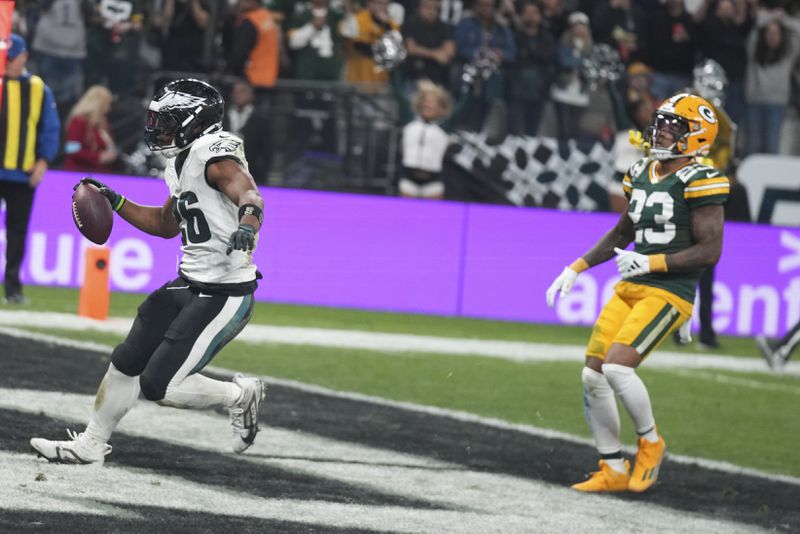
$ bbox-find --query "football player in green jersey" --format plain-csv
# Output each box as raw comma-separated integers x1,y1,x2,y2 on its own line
546,93,730,493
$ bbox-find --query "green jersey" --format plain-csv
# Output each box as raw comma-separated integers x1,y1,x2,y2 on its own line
621,158,729,303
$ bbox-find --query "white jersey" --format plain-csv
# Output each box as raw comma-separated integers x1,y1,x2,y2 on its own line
163,131,258,285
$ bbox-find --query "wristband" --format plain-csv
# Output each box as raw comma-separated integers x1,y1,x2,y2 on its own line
111,195,126,212
569,257,590,273
238,204,263,225
649,254,668,272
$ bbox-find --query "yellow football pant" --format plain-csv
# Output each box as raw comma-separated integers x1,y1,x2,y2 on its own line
586,281,693,359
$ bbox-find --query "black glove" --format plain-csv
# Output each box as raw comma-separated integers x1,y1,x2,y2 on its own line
226,224,256,255
74,177,125,212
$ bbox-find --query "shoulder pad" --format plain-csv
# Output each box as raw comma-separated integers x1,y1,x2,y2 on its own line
627,157,650,181
190,131,245,162
679,162,724,184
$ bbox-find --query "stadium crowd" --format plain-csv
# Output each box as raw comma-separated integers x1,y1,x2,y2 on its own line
9,0,800,190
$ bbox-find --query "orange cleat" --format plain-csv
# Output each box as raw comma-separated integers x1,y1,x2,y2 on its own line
571,460,631,492
629,431,667,493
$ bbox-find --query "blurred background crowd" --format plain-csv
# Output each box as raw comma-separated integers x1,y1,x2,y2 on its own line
9,0,800,202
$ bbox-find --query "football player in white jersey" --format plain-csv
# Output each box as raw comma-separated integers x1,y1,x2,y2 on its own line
30,79,267,464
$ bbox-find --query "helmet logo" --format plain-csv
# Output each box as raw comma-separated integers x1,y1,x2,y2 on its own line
152,90,207,111
698,105,717,124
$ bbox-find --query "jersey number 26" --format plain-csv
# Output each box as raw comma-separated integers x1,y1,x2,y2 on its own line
172,191,211,245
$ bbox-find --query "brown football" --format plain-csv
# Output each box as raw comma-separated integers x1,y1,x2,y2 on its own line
72,183,113,244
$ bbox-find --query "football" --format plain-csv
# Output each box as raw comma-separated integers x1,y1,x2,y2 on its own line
72,182,113,244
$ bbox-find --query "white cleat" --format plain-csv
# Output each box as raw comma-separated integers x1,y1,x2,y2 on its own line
229,374,267,454
30,429,112,465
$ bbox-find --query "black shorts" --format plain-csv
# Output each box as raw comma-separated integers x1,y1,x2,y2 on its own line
112,277,254,397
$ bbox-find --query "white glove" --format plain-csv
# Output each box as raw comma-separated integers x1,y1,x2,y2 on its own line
546,267,579,308
614,247,651,279
677,317,692,344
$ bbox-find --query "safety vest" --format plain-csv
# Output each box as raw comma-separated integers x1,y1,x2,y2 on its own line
241,8,279,87
0,75,45,172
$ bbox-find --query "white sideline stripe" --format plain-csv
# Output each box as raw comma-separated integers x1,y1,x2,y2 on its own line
2,325,798,488
652,368,800,396
0,310,798,376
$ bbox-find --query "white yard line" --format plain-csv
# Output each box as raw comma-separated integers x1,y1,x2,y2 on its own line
0,310,797,376
1,325,798,488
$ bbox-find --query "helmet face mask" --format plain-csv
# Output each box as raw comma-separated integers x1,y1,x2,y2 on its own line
145,78,224,158
647,112,690,158
647,93,718,161
144,110,181,155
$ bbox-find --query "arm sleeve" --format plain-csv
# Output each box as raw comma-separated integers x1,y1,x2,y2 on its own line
36,85,61,162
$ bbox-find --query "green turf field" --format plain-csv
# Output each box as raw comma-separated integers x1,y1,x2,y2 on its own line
3,285,799,477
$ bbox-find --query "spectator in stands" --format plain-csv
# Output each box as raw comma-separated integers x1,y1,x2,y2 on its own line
63,85,118,173
85,0,143,96
29,0,91,118
694,0,756,130
223,80,273,184
158,0,212,73
540,0,568,39
402,0,455,90
590,0,646,64
550,11,592,140
745,8,800,155
287,0,345,81
454,0,516,131
641,0,698,100
625,61,658,109
227,0,280,89
340,0,399,84
509,1,555,136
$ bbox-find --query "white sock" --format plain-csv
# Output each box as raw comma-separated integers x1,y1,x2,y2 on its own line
602,363,658,442
160,373,241,409
605,458,627,473
84,363,140,444
581,367,622,456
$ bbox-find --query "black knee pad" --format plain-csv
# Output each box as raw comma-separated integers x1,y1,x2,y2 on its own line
139,372,167,402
